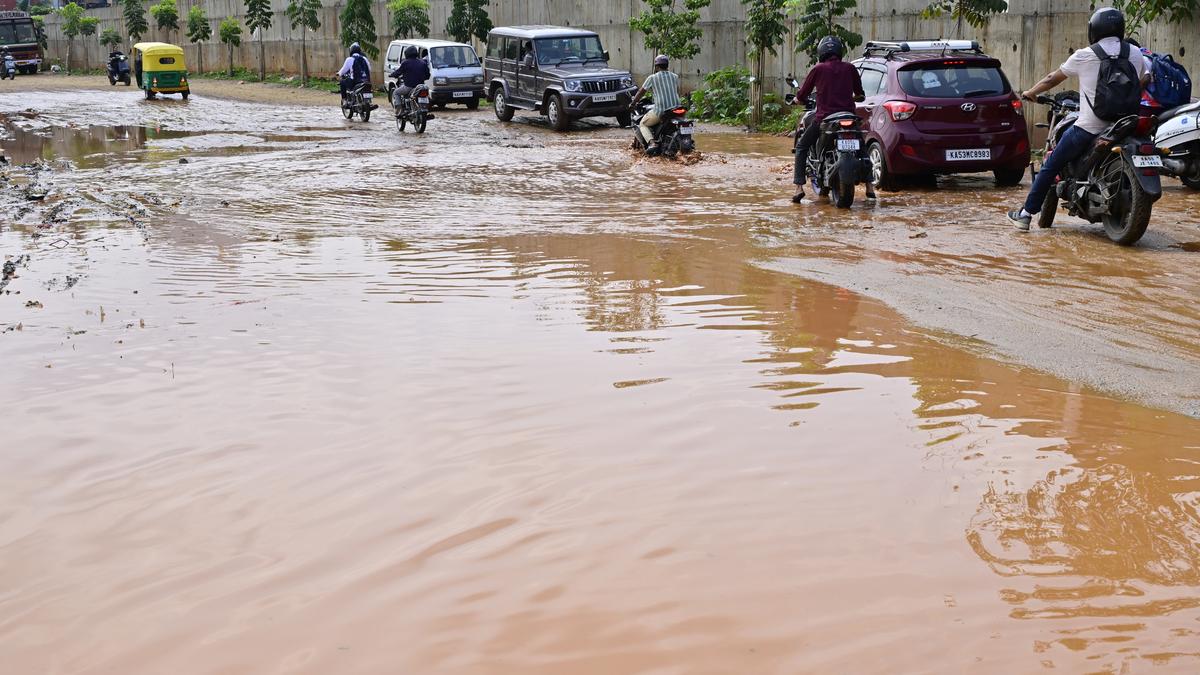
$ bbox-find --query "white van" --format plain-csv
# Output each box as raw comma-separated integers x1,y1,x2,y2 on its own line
384,38,486,109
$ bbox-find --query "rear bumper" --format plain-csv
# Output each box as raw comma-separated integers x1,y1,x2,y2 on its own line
881,126,1031,174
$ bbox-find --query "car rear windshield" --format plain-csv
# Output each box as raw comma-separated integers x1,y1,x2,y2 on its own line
430,46,479,68
898,64,1009,98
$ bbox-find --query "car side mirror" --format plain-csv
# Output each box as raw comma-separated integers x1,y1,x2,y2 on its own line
603,50,610,61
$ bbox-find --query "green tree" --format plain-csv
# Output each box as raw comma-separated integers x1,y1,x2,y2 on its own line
120,0,149,47
100,27,122,50
390,0,430,39
630,0,711,64
921,0,1006,39
58,2,85,73
787,0,862,64
340,0,379,59
78,15,99,70
186,6,211,76
1097,0,1200,39
743,0,789,129
31,15,48,60
244,0,273,81
150,0,179,43
445,0,491,45
219,16,242,76
285,0,321,85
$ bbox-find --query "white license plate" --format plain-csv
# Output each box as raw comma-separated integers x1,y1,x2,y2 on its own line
417,97,429,104
836,139,861,151
678,125,694,135
453,91,473,98
1132,154,1163,168
592,93,617,103
946,148,990,161
362,93,373,99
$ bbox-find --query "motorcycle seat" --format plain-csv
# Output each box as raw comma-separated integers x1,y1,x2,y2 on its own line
822,112,858,123
1157,100,1200,121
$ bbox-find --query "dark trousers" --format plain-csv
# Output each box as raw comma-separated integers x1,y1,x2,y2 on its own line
340,77,364,98
1025,125,1096,213
793,119,822,185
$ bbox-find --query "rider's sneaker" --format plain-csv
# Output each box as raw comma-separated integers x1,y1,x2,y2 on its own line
369,104,379,110
791,189,805,204
1007,208,1032,231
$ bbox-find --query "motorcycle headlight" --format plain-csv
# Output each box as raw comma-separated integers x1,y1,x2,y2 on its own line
433,76,447,85
621,76,633,88
564,79,581,92
473,74,484,84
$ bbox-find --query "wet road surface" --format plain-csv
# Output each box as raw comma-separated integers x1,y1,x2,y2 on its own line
3,89,1200,674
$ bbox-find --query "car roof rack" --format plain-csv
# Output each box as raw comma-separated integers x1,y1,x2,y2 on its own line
863,40,985,58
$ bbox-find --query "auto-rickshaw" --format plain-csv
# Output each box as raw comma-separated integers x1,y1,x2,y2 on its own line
132,42,190,100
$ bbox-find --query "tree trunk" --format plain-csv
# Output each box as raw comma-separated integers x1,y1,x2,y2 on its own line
82,44,87,72
258,32,265,81
65,41,71,74
749,47,765,131
198,42,204,76
228,43,234,76
300,30,307,86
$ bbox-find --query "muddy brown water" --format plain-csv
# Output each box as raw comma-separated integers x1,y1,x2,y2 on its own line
3,90,1200,674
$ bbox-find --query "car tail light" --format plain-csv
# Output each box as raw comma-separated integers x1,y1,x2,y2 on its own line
1016,138,1028,155
899,144,917,157
883,100,916,121
1011,98,1023,116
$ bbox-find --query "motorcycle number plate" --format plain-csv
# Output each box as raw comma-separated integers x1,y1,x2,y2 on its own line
453,91,473,98
592,93,617,103
362,93,373,99
418,97,430,104
946,148,990,161
678,125,694,135
836,139,860,151
1132,154,1163,168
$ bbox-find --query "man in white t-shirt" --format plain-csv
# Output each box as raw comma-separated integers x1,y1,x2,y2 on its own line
1007,7,1150,231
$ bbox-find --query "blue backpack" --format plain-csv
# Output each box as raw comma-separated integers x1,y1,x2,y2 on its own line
1145,51,1192,108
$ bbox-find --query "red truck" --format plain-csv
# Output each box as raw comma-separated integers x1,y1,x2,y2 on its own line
0,11,42,74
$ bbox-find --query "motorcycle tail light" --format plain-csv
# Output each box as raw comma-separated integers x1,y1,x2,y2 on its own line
671,107,687,115
1011,98,1024,116
1138,143,1156,154
838,119,854,127
883,101,917,121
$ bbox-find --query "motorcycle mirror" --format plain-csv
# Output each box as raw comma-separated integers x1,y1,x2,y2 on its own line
785,93,796,104
786,77,799,89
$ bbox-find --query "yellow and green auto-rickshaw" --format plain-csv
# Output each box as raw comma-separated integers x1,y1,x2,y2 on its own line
132,42,190,100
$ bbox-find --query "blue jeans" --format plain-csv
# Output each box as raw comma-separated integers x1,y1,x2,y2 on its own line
1024,125,1096,214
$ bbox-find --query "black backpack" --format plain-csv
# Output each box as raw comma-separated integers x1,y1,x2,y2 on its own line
1087,41,1141,121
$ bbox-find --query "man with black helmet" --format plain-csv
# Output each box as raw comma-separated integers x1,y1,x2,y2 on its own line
390,45,431,109
336,42,374,108
630,55,683,153
1006,7,1150,230
790,35,866,203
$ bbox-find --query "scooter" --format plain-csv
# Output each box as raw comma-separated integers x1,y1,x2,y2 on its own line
787,80,872,208
107,51,132,86
1152,99,1200,189
1033,94,1166,245
631,101,695,157
392,82,433,133
1,53,16,81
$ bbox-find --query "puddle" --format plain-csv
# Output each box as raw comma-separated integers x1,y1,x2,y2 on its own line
3,91,1200,674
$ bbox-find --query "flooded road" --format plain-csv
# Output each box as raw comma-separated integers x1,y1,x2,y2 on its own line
4,89,1200,674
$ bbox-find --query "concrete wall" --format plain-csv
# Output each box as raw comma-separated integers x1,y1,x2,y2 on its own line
38,0,1200,92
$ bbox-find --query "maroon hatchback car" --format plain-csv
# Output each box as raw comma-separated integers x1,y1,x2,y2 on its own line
851,40,1031,190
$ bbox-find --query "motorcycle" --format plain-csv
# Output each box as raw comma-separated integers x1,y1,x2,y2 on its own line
107,51,132,86
1033,94,1165,245
1,53,15,81
786,79,872,208
1152,99,1200,189
392,83,432,133
340,79,377,122
631,101,695,157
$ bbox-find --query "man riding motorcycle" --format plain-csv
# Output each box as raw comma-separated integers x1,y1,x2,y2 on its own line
337,42,374,107
630,55,683,151
789,35,867,203
390,45,431,108
1006,7,1150,230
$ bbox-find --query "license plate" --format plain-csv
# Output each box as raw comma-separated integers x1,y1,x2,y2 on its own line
1132,154,1163,168
946,148,990,161
592,93,617,103
362,93,373,99
836,139,860,151
453,91,473,98
417,97,429,104
678,125,694,135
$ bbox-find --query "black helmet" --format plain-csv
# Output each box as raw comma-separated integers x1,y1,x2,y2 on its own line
816,35,844,62
1087,7,1125,44
349,42,362,56
653,54,669,69
405,45,418,59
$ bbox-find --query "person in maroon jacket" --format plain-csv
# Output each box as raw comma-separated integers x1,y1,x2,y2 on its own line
790,36,866,203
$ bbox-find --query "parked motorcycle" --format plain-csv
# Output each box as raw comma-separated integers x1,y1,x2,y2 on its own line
787,82,872,208
1152,99,1200,189
392,83,432,133
1,52,16,81
631,101,695,157
340,80,376,122
1033,94,1164,245
107,51,132,86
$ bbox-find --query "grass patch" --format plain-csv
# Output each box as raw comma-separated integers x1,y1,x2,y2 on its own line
199,67,341,93
689,64,801,135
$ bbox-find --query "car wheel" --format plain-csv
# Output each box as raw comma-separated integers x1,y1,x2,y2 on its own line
993,166,1024,187
547,94,569,132
145,89,155,100
616,111,632,128
868,142,896,191
181,90,189,100
493,89,514,122
466,97,479,110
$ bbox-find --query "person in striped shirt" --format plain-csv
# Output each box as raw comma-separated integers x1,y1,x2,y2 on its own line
630,54,683,153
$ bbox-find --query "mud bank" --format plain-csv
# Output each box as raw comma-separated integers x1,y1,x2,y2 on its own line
0,73,338,107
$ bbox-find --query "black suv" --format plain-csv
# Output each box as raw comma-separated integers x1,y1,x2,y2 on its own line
483,26,637,131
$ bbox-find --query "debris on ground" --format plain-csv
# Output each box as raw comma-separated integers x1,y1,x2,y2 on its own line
24,300,42,308
909,231,928,239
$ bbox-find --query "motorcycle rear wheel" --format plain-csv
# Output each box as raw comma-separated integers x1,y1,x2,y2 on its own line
415,111,427,133
396,113,407,132
109,75,116,85
830,158,856,209
342,104,353,120
1100,159,1151,246
360,107,371,122
1036,186,1057,229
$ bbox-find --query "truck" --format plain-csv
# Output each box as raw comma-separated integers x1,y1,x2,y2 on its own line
0,11,42,75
